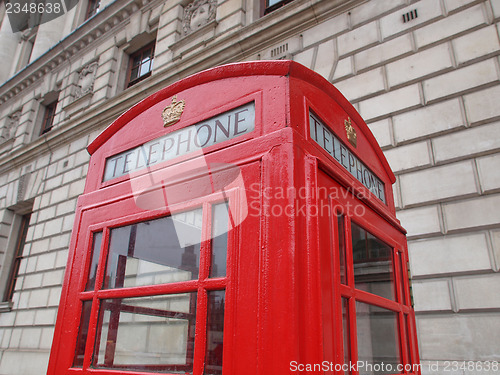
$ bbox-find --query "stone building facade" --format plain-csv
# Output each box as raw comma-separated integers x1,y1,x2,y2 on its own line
0,0,499,374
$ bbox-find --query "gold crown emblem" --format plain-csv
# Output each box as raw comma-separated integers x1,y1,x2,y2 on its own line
162,95,185,127
344,117,357,148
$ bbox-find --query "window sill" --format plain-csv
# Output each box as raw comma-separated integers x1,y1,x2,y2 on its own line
0,301,13,313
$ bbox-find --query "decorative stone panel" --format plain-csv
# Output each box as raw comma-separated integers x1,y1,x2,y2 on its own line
0,110,21,144
73,62,98,100
182,0,217,35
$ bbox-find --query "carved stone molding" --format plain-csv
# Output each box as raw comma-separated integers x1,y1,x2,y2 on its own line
74,62,99,100
182,0,217,35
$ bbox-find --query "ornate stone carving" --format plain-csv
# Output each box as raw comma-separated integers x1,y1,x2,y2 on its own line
74,62,98,99
0,110,21,143
182,0,217,35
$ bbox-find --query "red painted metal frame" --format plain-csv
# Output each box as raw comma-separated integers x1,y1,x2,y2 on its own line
317,171,420,374
48,61,420,375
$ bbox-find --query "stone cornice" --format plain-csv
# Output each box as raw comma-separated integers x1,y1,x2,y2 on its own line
0,0,159,105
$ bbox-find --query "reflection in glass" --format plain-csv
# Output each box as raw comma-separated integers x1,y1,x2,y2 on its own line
205,290,225,374
342,298,350,373
403,314,412,366
73,300,93,367
211,203,229,278
86,231,103,291
105,209,202,289
351,222,394,300
397,252,407,304
337,215,346,284
356,302,400,375
93,293,197,372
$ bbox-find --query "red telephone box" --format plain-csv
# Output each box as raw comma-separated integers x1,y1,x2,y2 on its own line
47,61,420,375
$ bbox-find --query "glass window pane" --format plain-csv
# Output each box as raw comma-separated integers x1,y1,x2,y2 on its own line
210,203,229,278
139,62,151,77
73,300,93,367
93,293,197,372
337,214,346,284
130,67,139,81
105,209,202,289
205,290,225,374
397,252,407,305
142,49,152,62
356,302,400,375
86,231,103,291
132,55,141,67
267,0,282,6
402,314,412,367
351,222,394,300
342,298,350,373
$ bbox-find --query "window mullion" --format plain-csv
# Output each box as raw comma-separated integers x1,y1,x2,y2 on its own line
82,227,110,369
344,216,359,374
193,287,208,375
82,296,101,369
200,202,213,280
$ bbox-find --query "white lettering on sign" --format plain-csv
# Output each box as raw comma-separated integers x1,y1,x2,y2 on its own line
103,102,255,181
309,112,386,204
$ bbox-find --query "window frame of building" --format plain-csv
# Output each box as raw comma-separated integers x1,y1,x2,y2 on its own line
2,213,31,302
39,100,58,135
0,206,33,312
85,0,101,20
126,42,156,88
70,193,232,374
260,0,295,16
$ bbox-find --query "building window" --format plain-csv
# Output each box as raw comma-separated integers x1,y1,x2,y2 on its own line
40,100,58,135
72,201,229,373
3,213,31,302
126,42,155,88
85,0,101,20
261,0,295,15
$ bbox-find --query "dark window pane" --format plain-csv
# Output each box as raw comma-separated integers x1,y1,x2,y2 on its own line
4,213,31,302
142,49,152,61
40,101,58,135
128,43,155,87
351,222,394,300
210,203,229,278
402,314,412,367
85,0,101,19
132,55,142,66
356,302,400,375
105,209,202,289
85,231,103,291
342,298,350,373
93,293,197,372
337,214,346,284
205,290,225,374
130,67,139,81
73,300,93,367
